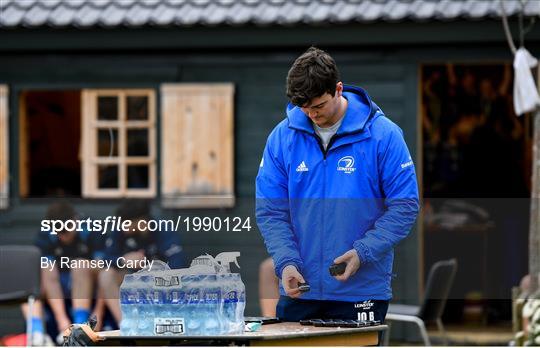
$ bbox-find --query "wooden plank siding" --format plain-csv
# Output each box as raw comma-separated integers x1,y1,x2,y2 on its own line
160,83,235,208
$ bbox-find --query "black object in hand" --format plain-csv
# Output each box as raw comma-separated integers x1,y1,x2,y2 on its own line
329,262,347,276
298,282,310,292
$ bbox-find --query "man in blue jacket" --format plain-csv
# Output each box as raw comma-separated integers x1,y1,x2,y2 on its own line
256,47,419,323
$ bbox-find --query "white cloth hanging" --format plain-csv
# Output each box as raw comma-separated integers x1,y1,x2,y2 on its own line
513,47,540,116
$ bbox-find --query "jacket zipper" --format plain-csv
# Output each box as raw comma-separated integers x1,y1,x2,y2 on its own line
321,156,326,298
291,109,372,298
313,133,339,159
310,132,339,298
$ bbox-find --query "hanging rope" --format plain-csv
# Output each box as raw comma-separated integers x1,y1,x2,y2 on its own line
500,0,535,53
519,0,525,48
500,0,517,54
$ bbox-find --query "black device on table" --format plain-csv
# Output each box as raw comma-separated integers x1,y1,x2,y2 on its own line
244,317,281,325
299,319,381,328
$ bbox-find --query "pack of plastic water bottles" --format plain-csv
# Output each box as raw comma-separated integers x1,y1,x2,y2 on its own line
119,252,246,336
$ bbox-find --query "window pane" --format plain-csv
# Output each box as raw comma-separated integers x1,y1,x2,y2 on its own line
97,129,118,157
127,165,149,189
98,165,118,189
98,96,118,120
127,129,149,156
127,96,149,120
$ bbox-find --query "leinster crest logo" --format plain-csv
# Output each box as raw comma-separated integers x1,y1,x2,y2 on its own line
337,156,356,174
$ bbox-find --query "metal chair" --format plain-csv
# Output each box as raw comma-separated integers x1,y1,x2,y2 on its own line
384,258,457,346
0,245,41,346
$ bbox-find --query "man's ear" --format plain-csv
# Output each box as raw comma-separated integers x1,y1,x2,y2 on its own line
335,82,344,97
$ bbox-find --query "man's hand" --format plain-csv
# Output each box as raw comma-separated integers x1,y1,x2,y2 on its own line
333,249,361,281
281,265,306,298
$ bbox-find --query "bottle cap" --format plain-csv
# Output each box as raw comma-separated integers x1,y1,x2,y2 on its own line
215,252,241,273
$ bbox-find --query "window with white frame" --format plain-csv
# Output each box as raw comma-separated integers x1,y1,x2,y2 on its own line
81,89,156,198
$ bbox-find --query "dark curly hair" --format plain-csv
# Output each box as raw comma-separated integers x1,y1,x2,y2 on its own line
286,47,340,106
46,201,76,221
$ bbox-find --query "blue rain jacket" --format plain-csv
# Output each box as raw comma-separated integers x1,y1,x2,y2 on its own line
256,85,419,301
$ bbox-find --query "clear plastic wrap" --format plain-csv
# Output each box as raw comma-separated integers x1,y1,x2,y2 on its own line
119,254,245,336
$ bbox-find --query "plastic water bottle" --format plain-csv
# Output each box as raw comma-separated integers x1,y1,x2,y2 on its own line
119,274,138,336
220,274,232,333
230,273,246,334
185,275,203,335
214,252,245,334
222,275,233,333
152,275,169,335
202,275,221,334
154,272,186,335
236,275,246,333
136,275,154,335
216,275,226,334
169,275,186,334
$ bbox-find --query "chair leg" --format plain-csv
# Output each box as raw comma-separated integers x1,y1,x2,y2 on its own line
26,295,35,347
436,318,449,346
414,319,431,346
383,321,392,346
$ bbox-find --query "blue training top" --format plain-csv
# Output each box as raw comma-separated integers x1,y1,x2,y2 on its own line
256,85,419,301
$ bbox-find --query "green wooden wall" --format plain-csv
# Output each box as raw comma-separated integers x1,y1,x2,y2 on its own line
0,49,420,338
1,18,538,339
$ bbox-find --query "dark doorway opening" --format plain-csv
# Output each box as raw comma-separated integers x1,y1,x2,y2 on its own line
20,90,81,197
421,63,530,324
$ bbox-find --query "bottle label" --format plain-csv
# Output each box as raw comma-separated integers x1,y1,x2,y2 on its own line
203,290,220,304
186,293,200,303
170,290,186,304
137,289,153,304
155,276,180,287
120,290,137,304
154,318,185,335
224,290,238,303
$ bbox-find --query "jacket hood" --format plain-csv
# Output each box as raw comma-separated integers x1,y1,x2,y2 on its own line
286,84,379,134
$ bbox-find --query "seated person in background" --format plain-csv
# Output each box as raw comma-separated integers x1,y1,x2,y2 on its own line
259,257,279,317
99,200,184,325
30,201,105,341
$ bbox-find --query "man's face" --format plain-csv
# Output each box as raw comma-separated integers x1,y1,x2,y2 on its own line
58,215,78,244
301,82,344,128
58,230,76,245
